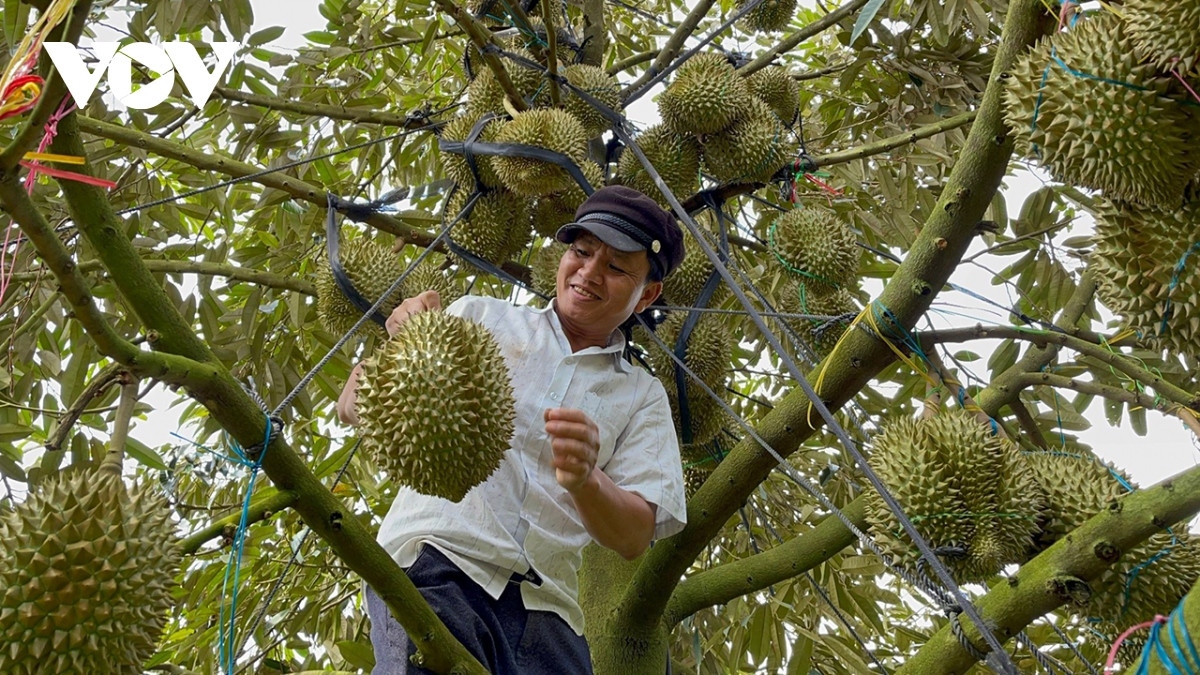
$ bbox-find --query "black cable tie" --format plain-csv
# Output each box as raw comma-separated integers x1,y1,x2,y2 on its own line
325,194,390,329
438,137,596,196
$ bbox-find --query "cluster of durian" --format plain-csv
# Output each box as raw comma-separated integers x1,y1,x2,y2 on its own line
315,238,405,338
1003,13,1200,210
639,54,797,198
1091,198,1200,361
529,241,567,300
638,312,733,454
865,409,1047,584
356,310,516,501
661,224,726,308
0,466,180,674
400,257,464,307
1020,445,1127,548
1124,0,1200,76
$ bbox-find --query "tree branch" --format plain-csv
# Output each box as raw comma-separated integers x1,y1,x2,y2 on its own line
8,258,317,295
39,362,123,470
101,377,139,470
898,460,1200,673
214,87,432,128
619,0,717,98
1011,371,1172,416
1007,397,1049,450
607,49,660,76
431,0,529,112
580,0,607,67
807,111,978,169
737,0,872,76
178,488,299,555
622,0,1046,637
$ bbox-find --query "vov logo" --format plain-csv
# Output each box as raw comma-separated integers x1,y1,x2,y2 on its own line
42,42,239,110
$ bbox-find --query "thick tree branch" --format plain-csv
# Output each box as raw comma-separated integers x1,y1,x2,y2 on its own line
898,460,1200,673
622,0,1045,639
1011,371,1175,417
665,497,867,625
738,0,872,76
8,258,317,295
431,0,529,112
178,488,300,555
580,0,607,67
213,87,435,128
620,0,717,98
1007,397,1049,450
607,50,660,76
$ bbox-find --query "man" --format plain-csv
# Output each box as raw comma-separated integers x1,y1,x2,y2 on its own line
337,185,689,674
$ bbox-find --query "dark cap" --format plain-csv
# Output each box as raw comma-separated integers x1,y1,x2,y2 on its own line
555,185,684,279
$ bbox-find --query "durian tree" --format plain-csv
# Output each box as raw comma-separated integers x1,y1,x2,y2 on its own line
2,0,1200,672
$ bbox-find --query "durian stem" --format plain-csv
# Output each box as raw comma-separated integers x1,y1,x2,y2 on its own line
5,258,318,295
213,86,436,128
1007,398,1050,450
541,0,561,106
74,115,438,247
101,379,140,475
178,488,299,555
618,0,717,100
432,0,530,112
607,49,660,76
40,363,125,481
899,457,1200,674
736,0,872,76
922,381,943,419
925,348,1007,438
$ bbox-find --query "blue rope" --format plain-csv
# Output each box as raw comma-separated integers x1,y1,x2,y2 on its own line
1137,595,1200,674
1122,528,1180,620
1160,242,1200,335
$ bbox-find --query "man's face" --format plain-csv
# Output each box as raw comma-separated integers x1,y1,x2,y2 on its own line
556,231,662,335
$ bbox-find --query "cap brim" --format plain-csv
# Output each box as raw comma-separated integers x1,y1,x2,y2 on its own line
555,222,644,253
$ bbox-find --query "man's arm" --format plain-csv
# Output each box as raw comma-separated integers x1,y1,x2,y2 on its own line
545,407,656,560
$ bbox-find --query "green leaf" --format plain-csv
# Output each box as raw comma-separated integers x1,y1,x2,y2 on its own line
124,437,169,471
849,0,887,46
247,25,286,46
0,453,27,482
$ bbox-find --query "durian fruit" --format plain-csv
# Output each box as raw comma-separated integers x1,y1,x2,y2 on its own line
493,109,590,197
657,53,754,136
1021,445,1128,547
662,226,724,308
639,311,732,447
529,241,566,299
0,466,180,674
746,66,800,124
531,160,605,238
1091,198,1200,360
357,310,516,501
465,48,546,115
775,280,858,356
615,124,702,205
561,64,622,138
865,409,1047,584
439,113,504,190
767,206,859,291
736,0,797,33
446,188,533,266
1003,14,1200,209
700,97,790,183
400,257,464,308
316,239,405,338
1124,0,1200,76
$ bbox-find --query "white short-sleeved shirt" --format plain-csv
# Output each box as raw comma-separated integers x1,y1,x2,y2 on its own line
375,295,687,634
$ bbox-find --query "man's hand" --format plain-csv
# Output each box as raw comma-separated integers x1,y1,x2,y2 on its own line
385,290,441,337
545,407,600,492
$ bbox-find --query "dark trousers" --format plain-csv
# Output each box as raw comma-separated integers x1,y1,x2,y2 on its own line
366,546,592,674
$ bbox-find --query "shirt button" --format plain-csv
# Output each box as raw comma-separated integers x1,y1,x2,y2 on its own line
550,392,560,400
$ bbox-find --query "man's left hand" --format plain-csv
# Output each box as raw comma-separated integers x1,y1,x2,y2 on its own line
545,407,599,492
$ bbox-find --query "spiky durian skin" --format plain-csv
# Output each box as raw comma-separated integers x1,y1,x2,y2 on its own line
529,241,566,299
746,66,800,124
316,239,404,338
531,160,605,238
639,312,731,447
465,49,546,115
615,124,702,205
658,53,753,135
866,410,1047,584
662,228,725,308
1003,14,1200,209
493,109,590,197
399,258,463,308
736,0,797,33
1124,0,1200,76
701,97,790,184
768,206,859,290
357,311,516,501
0,469,180,674
1091,198,1200,360
446,188,533,266
440,114,503,190
562,64,622,138
774,280,858,356
1021,446,1127,546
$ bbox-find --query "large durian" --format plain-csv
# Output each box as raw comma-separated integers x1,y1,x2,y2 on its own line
736,0,797,33
1003,14,1200,208
465,49,546,115
1124,0,1200,76
662,226,724,308
0,466,180,674
561,64,622,138
529,241,566,299
531,160,605,238
399,258,464,308
446,188,533,266
615,124,702,205
657,53,753,135
357,310,516,501
865,410,1047,584
774,280,858,357
493,109,590,196
1021,445,1128,547
746,66,800,124
316,239,405,338
767,206,859,290
439,113,504,190
639,311,731,447
1091,198,1200,360
701,97,790,184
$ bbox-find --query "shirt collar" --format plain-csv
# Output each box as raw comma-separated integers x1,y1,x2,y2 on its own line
543,299,633,374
